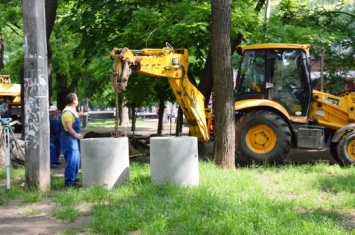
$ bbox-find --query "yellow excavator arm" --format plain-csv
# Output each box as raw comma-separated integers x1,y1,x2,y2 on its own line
110,44,212,142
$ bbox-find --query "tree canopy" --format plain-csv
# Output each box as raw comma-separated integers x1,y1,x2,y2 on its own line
0,0,353,105
0,0,352,116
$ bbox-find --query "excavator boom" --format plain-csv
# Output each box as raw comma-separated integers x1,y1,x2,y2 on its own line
110,44,211,141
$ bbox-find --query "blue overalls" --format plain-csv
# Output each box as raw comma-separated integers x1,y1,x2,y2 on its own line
60,110,81,186
50,114,61,165
0,103,10,118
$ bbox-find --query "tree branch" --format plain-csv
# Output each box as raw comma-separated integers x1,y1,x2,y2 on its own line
322,11,355,19
5,23,21,36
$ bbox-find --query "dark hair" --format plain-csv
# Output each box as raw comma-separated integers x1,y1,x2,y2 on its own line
65,93,77,104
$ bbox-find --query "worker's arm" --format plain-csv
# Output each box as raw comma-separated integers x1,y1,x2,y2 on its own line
64,120,83,139
62,111,84,139
78,112,89,117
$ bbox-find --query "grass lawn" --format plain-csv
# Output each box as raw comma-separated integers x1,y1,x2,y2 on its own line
87,118,145,129
1,161,355,234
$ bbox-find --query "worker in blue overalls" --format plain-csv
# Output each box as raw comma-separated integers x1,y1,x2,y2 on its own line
0,98,11,118
49,105,61,168
60,93,87,187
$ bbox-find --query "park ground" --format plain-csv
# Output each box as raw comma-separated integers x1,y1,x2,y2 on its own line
0,118,338,234
0,119,190,235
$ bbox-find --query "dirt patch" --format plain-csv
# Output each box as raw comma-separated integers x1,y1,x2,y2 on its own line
0,159,91,234
0,197,91,235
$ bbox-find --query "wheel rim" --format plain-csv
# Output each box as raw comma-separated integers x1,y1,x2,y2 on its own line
246,124,276,154
346,139,355,161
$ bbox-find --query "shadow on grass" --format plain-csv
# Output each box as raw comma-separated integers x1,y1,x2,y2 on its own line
88,175,349,234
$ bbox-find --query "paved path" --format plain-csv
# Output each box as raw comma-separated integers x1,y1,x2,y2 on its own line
82,118,189,138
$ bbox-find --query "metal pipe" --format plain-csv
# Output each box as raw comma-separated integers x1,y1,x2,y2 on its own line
130,49,143,54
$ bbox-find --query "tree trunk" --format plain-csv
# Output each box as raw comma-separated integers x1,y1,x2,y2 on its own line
175,107,183,136
131,104,136,132
45,0,57,41
118,97,123,125
56,73,70,111
45,0,57,103
121,101,129,126
0,32,4,70
197,52,214,107
157,99,165,135
210,0,235,168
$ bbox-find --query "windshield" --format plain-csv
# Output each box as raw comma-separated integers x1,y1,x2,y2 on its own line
235,48,310,116
235,50,266,95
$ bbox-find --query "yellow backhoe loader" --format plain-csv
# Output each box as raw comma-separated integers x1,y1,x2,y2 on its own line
0,75,21,105
110,43,355,166
0,75,22,131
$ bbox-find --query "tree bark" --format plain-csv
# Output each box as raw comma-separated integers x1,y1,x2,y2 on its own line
210,0,235,168
45,0,58,103
131,104,136,132
45,0,58,42
197,52,214,107
0,32,4,70
157,99,165,135
121,100,129,126
175,107,183,136
56,73,70,111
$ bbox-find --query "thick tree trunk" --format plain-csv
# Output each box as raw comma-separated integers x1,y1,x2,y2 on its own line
211,0,235,168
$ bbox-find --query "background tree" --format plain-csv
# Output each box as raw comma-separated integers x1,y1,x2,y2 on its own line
0,0,23,82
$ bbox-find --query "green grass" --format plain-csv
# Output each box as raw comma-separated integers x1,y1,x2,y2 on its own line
1,162,355,234
87,118,145,129
20,206,43,216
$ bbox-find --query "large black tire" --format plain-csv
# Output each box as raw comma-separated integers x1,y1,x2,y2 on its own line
336,131,355,165
235,110,292,165
330,142,344,166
